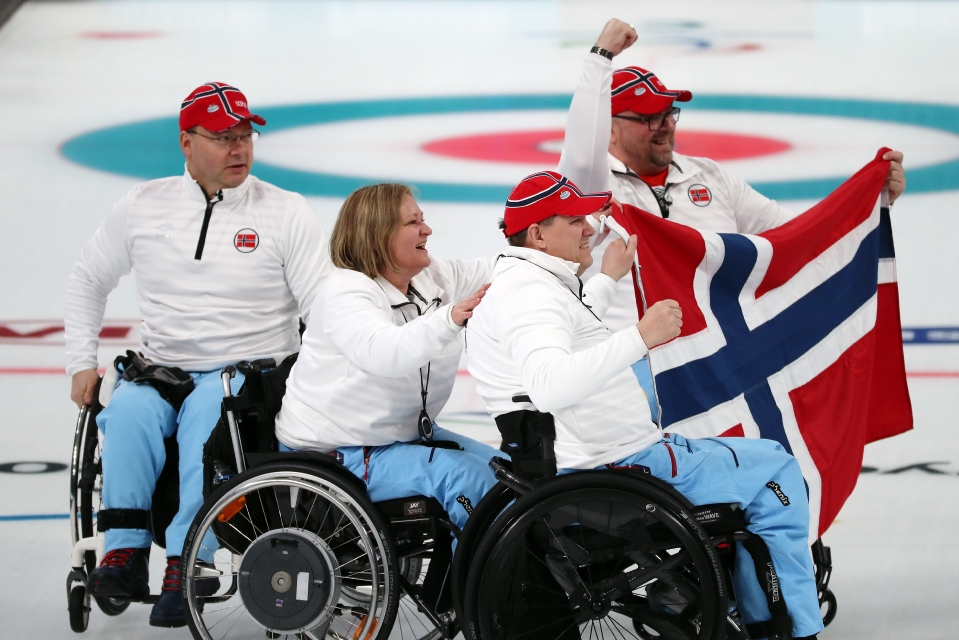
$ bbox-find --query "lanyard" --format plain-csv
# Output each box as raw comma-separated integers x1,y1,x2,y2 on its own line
390,284,442,441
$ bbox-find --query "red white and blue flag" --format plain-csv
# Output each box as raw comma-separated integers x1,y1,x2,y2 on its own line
612,149,913,538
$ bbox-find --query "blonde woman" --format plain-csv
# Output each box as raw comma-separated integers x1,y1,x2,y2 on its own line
275,183,499,529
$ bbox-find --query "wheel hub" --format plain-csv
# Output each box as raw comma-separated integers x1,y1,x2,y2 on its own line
587,595,612,619
238,528,340,632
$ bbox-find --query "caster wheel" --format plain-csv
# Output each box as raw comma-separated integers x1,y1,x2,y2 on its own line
68,584,91,633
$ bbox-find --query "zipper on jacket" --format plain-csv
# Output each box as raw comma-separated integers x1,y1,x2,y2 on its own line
613,160,682,219
194,189,224,260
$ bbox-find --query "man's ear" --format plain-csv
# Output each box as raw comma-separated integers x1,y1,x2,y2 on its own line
180,130,193,159
525,223,548,250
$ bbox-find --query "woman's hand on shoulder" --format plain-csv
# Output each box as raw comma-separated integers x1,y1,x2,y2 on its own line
451,283,490,326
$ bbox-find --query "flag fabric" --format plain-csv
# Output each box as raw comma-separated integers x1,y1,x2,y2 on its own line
612,149,913,538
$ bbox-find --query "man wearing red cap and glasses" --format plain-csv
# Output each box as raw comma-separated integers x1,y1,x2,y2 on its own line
64,82,331,626
558,19,906,421
467,171,823,640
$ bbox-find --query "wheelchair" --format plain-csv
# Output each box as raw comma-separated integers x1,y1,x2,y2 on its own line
67,373,184,633
449,406,839,640
180,357,482,640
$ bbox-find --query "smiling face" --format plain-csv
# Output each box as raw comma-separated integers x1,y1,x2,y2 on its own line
384,194,433,290
532,215,596,272
180,120,254,196
610,108,676,176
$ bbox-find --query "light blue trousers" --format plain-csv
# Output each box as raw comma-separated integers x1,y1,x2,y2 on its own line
606,434,823,638
282,427,501,531
96,369,244,560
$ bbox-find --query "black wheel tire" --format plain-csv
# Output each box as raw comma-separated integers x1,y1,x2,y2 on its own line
451,481,516,637
182,460,401,640
94,595,130,616
68,584,90,633
821,588,837,627
463,471,727,640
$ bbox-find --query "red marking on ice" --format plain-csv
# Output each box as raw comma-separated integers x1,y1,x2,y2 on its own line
422,129,791,165
0,324,131,340
80,31,162,40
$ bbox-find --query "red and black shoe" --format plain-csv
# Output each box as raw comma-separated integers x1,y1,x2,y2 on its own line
87,547,150,599
149,556,221,628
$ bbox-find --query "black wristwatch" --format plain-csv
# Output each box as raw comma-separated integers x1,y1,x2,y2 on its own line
590,46,613,60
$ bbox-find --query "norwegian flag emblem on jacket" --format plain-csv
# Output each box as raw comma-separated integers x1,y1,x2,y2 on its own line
614,149,912,539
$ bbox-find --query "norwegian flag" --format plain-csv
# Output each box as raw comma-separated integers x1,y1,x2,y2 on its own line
689,185,711,205
236,233,256,248
612,149,912,539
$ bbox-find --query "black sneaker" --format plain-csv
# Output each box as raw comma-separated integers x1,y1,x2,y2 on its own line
149,556,221,628
87,547,150,599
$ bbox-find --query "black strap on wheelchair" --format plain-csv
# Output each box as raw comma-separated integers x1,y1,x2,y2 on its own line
97,508,152,532
741,532,794,639
115,350,195,412
493,395,557,481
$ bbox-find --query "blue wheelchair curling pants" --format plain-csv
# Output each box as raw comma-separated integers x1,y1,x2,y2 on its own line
97,369,245,560
281,426,500,532
603,434,824,639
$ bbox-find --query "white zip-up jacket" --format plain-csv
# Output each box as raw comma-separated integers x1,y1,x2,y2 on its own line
276,257,494,452
64,169,330,375
558,53,795,331
465,247,660,469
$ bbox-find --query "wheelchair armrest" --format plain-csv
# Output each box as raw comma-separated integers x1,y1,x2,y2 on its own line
489,457,533,495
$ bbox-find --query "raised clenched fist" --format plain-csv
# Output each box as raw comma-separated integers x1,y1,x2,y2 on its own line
636,299,682,348
594,18,639,57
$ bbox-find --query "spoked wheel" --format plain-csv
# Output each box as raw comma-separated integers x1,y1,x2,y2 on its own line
392,556,445,640
182,462,399,640
463,472,726,640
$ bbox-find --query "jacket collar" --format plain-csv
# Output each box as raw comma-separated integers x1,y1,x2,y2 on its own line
374,271,444,313
181,164,253,205
607,151,701,184
499,246,584,296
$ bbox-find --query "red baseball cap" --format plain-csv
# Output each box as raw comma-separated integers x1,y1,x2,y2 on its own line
502,171,611,237
179,82,266,132
611,66,692,115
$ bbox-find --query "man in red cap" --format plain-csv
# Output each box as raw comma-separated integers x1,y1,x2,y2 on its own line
64,82,331,627
558,19,906,421
467,171,823,640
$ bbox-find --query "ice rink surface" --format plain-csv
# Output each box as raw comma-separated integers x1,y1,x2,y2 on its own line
1,0,958,638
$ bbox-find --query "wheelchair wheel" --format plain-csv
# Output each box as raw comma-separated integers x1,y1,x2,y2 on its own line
463,472,726,640
451,482,516,630
182,461,400,640
68,584,91,633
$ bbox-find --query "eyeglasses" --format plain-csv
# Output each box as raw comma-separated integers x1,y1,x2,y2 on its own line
612,107,681,131
187,129,260,146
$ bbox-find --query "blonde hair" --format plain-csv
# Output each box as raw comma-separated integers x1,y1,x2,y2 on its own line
330,183,413,279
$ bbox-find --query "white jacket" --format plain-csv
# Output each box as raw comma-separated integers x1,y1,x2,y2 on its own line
276,258,494,452
64,169,330,375
558,54,795,331
465,247,660,469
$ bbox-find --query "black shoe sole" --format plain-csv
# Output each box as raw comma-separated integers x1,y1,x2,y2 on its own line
149,617,188,628
88,574,149,600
